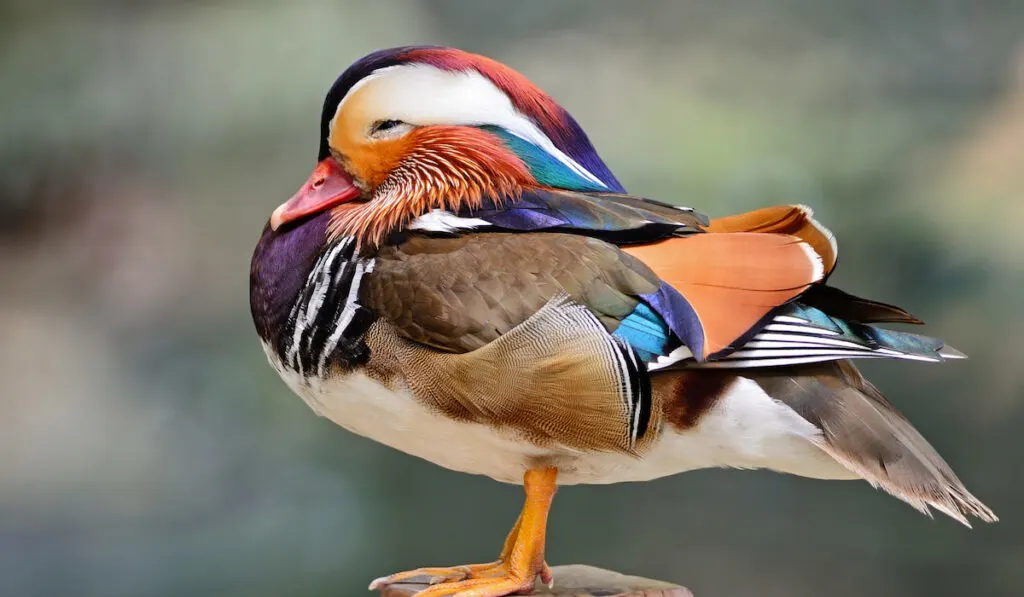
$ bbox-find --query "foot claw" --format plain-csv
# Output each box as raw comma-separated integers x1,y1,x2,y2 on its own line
539,562,553,587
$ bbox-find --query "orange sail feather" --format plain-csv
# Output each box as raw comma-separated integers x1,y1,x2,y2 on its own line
708,204,838,276
624,232,826,358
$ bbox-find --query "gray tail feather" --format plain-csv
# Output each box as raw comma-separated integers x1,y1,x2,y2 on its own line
754,360,997,526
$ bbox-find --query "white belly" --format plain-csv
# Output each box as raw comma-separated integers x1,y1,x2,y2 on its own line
265,345,545,483
264,345,854,485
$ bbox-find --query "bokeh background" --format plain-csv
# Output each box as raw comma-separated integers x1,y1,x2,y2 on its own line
2,1,1022,595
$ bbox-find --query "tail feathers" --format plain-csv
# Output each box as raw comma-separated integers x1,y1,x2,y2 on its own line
939,344,968,360
800,284,925,326
755,361,997,526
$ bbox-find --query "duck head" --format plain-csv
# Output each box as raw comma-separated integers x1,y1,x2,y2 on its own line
270,46,624,248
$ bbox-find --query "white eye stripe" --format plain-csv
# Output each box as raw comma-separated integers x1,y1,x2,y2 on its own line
330,64,607,189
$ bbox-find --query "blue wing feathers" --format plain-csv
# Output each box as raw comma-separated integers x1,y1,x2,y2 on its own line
613,302,672,359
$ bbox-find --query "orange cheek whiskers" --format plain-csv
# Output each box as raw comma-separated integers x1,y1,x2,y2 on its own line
327,128,532,250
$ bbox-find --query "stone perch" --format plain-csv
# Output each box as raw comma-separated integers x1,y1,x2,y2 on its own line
375,565,693,597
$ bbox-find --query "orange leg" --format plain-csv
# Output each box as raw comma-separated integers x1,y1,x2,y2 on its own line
369,468,558,596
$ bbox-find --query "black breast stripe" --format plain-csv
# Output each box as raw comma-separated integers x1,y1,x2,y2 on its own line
281,238,373,377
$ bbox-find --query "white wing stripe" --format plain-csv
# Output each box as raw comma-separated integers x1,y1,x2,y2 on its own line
745,334,868,350
772,315,809,324
762,323,841,336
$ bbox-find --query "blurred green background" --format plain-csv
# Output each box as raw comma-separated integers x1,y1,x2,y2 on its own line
2,1,1022,596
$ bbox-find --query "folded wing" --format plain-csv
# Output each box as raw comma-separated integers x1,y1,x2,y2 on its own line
409,187,706,243
392,190,962,372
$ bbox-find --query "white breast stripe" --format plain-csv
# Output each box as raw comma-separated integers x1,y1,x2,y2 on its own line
279,238,376,377
317,258,374,375
286,244,344,370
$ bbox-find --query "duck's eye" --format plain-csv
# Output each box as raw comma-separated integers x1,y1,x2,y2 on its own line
371,119,403,134
368,119,412,139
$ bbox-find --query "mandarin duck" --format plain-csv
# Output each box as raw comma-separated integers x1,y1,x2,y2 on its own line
250,46,996,597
